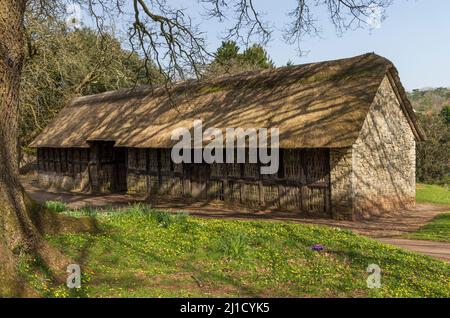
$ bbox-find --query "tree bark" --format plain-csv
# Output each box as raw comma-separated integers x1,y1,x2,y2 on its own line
0,0,69,297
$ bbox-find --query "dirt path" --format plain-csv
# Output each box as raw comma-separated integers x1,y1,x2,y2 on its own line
22,175,450,262
376,238,450,262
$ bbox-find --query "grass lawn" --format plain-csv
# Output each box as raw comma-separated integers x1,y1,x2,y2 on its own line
405,213,450,242
416,184,450,205
409,184,450,242
21,203,450,298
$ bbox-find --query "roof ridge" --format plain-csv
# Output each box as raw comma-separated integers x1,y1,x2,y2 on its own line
70,52,383,105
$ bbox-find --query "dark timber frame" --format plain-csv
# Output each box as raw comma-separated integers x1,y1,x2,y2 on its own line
36,143,332,217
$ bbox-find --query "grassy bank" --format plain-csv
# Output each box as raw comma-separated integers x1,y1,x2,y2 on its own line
405,213,450,242
411,184,450,242
22,203,450,298
416,184,450,205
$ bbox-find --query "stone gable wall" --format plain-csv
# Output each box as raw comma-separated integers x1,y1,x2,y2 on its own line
351,76,416,219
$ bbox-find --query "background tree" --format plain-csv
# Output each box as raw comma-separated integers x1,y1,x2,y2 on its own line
0,0,393,296
19,13,160,165
206,41,274,76
214,41,240,65
440,105,450,124
409,87,450,113
415,111,450,185
241,44,274,69
409,89,450,185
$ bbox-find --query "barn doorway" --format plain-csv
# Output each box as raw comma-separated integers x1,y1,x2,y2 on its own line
89,141,127,193
113,147,127,192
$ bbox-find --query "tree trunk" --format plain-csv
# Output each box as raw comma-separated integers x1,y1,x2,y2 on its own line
0,0,69,297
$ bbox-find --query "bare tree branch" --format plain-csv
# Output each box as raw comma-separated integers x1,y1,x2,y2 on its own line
25,0,393,85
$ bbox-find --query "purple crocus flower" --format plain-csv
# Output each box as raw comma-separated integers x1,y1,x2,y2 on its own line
311,244,324,251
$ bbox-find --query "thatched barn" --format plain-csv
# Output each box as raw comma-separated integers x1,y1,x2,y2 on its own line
30,53,424,220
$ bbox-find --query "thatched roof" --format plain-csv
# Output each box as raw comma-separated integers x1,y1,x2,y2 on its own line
30,53,424,149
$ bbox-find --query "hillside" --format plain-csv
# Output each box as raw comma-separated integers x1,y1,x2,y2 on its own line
408,87,450,113
21,204,450,298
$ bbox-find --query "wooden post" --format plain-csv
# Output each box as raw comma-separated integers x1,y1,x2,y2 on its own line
88,142,100,193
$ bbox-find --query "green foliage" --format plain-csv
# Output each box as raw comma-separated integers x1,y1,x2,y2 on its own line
127,202,153,215
151,210,174,228
214,41,240,65
415,112,450,185
286,60,295,67
408,87,450,114
206,41,274,77
26,205,450,297
409,88,450,185
20,12,162,155
44,200,67,213
173,212,189,225
416,184,450,205
216,233,248,259
17,253,92,298
241,44,275,69
440,105,450,124
412,183,450,242
61,205,98,218
406,213,450,242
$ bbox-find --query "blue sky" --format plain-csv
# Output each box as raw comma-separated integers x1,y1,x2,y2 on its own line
269,0,450,91
196,0,450,91
76,0,450,90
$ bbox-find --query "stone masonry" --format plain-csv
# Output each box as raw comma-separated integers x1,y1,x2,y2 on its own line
330,76,416,220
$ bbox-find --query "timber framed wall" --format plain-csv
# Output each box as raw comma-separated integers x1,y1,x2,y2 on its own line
125,148,332,217
30,54,425,221
37,147,90,191
36,146,332,217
